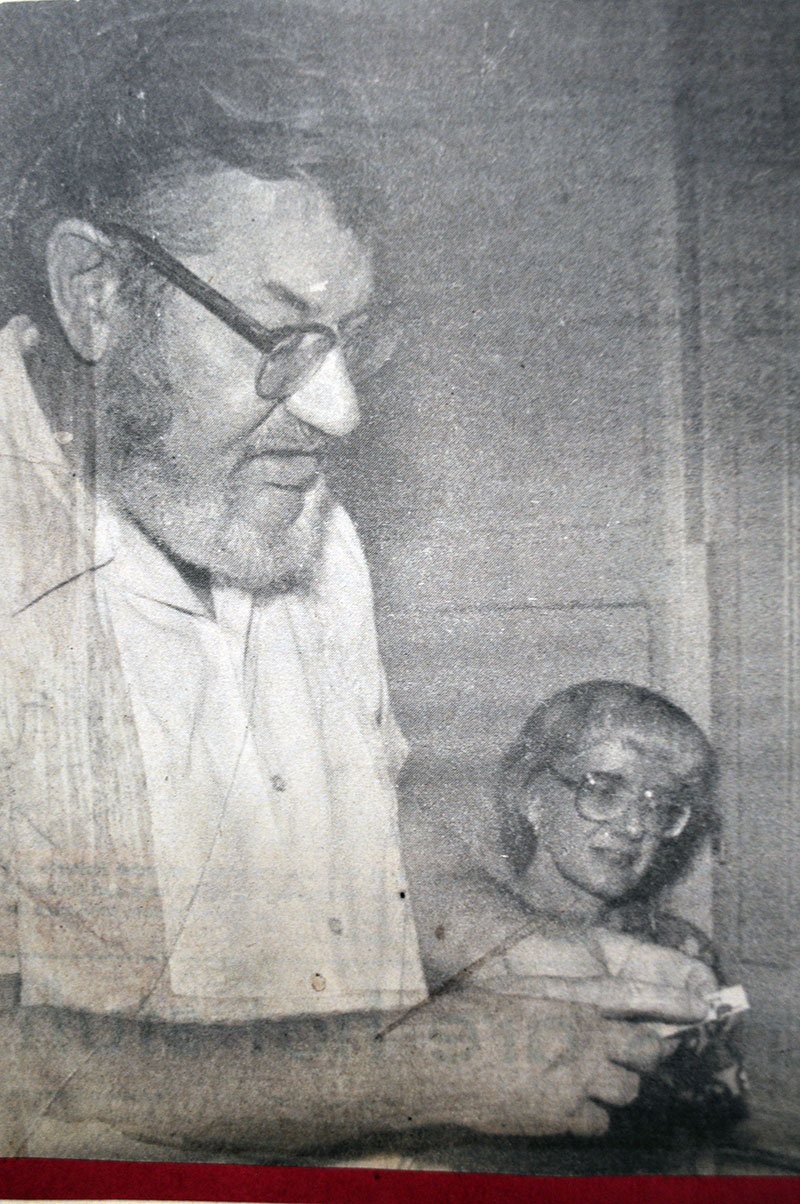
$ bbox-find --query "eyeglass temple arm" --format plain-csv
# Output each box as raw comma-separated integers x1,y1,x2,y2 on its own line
99,221,329,353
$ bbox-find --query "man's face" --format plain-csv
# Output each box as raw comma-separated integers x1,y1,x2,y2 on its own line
96,170,372,593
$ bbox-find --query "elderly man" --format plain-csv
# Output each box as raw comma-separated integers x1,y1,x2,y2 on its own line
0,14,705,1162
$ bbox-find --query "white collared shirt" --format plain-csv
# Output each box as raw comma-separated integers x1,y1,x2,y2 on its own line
91,496,426,1021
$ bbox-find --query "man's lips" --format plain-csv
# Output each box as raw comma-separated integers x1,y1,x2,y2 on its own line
239,449,322,490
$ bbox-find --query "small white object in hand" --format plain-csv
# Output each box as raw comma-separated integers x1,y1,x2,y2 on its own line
653,984,750,1038
704,984,749,1022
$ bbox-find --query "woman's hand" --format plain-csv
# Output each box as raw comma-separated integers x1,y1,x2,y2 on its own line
591,928,719,998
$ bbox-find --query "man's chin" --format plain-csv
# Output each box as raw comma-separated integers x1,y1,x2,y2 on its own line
206,478,333,597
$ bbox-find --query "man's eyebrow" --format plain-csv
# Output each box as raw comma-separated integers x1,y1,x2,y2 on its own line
259,279,375,327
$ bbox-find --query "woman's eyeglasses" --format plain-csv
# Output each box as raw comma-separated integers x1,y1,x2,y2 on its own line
100,221,398,402
546,767,692,839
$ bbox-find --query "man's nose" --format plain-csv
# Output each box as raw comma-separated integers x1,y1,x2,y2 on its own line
283,348,360,438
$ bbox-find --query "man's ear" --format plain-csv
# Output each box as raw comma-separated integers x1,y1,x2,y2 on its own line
46,219,122,362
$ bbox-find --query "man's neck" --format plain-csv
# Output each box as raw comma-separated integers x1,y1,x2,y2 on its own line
104,500,218,618
161,546,216,617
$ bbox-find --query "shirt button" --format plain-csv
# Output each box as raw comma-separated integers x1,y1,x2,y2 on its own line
328,917,343,935
271,774,287,793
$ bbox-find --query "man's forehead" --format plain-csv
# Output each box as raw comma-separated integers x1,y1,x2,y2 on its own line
175,169,372,313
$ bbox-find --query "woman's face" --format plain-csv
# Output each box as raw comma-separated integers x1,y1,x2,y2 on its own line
527,731,696,905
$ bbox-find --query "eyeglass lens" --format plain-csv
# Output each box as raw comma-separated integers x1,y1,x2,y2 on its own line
256,313,400,400
338,309,400,384
575,775,690,837
256,330,335,400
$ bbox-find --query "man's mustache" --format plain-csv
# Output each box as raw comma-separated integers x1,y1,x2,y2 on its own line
241,421,329,460
242,439,328,460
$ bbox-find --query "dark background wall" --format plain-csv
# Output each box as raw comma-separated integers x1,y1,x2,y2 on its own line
324,0,714,923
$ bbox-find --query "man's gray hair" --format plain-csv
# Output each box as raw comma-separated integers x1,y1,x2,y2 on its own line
1,0,376,324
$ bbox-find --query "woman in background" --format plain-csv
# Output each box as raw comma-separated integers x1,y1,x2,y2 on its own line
390,679,746,1172
486,680,747,1163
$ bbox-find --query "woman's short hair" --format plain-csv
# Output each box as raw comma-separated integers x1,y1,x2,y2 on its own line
497,680,719,891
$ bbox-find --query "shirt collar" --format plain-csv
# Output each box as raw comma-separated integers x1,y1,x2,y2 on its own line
94,498,213,619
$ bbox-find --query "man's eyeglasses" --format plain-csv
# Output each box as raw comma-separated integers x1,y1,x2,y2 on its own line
100,221,396,402
546,767,692,840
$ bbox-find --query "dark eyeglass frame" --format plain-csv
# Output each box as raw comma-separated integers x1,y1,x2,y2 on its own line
545,766,692,840
100,220,339,399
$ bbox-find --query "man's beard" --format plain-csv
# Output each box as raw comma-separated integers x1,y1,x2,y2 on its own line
107,461,334,597
95,344,334,597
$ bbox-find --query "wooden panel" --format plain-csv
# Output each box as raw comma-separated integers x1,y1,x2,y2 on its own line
367,526,661,614
734,963,800,1135
733,520,797,966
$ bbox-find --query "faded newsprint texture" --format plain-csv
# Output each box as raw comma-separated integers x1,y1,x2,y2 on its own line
0,0,797,1176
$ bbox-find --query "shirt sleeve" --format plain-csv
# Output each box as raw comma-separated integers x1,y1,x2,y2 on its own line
0,869,19,979
0,845,19,982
